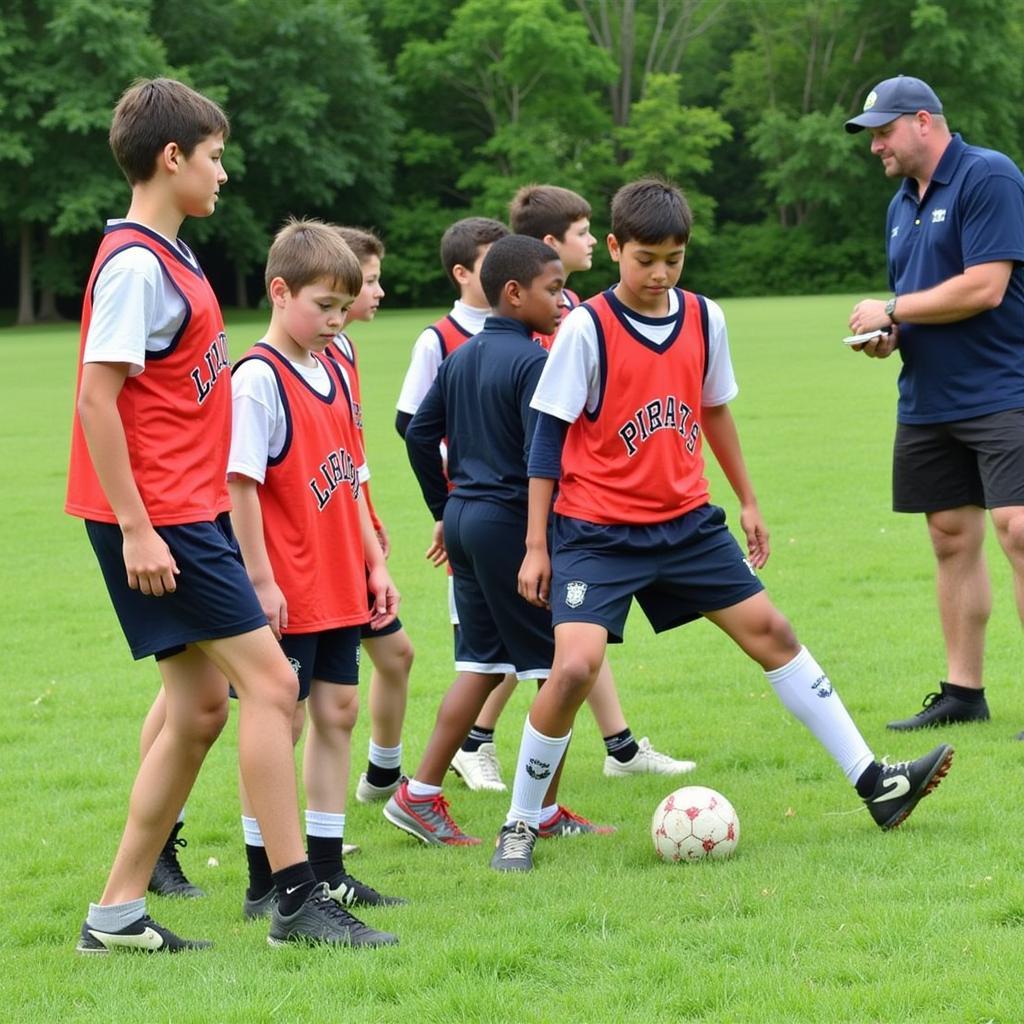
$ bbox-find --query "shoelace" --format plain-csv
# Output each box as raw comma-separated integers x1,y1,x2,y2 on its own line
429,792,468,835
914,692,946,716
501,825,536,859
312,884,365,927
551,806,589,827
160,837,191,884
334,875,379,906
476,747,503,784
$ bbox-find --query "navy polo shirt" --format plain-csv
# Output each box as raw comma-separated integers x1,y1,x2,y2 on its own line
886,133,1024,424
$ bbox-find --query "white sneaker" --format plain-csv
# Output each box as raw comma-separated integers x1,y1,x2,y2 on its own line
355,773,402,804
341,843,361,856
450,742,507,792
603,737,697,777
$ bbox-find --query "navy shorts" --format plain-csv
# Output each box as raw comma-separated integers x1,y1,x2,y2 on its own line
444,496,553,679
85,513,268,661
360,615,403,641
549,504,764,642
893,409,1024,512
280,626,362,700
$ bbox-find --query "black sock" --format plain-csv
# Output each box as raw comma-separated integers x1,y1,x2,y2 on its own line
604,727,639,763
245,843,273,900
855,762,882,799
273,860,318,916
942,681,986,703
306,834,344,884
462,725,495,753
365,762,401,787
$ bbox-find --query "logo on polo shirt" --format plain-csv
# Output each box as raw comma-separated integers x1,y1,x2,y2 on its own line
931,208,947,223
565,580,588,609
891,226,900,238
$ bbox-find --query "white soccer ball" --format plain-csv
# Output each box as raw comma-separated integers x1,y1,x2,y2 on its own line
651,785,740,862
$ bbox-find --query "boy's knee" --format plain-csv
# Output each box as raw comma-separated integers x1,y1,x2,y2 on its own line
551,652,601,698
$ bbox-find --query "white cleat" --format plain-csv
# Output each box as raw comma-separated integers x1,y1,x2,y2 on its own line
355,773,401,804
603,737,697,777
450,742,507,792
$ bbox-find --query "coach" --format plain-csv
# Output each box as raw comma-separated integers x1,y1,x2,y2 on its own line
846,75,1024,737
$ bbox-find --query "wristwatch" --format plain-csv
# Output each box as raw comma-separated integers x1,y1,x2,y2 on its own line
885,296,899,324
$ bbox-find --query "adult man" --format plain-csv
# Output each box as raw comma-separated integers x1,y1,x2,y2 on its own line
846,75,1024,736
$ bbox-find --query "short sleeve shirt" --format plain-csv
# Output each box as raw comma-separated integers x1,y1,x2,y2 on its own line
886,134,1024,423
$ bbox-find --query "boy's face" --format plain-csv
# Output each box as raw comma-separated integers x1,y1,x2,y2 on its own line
453,243,494,308
549,217,596,274
172,133,228,219
344,255,385,324
608,235,685,315
514,259,566,336
272,275,354,356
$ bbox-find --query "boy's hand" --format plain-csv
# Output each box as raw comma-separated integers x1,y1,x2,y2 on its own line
367,565,400,631
425,520,447,567
252,577,288,639
376,523,391,559
740,503,770,569
518,547,551,608
122,525,179,596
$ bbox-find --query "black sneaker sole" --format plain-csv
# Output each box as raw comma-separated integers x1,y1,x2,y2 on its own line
882,745,954,831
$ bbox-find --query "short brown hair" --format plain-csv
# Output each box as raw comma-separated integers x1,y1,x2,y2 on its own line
265,218,363,299
611,178,692,246
109,78,230,185
509,185,591,242
335,226,385,265
439,217,509,287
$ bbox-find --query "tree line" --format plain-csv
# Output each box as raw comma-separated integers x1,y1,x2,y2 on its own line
2,0,1022,323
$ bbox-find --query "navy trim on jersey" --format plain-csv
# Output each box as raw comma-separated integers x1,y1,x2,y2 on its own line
696,293,710,381
102,222,205,279
582,303,609,423
431,315,473,358
231,351,294,467
328,333,357,370
603,287,685,355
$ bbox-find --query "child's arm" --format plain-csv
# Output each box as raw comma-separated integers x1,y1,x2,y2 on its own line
518,477,557,607
404,376,450,567
77,362,179,596
359,490,400,631
228,475,287,637
362,481,389,558
701,403,770,568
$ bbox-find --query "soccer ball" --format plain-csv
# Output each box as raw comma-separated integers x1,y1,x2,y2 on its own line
651,785,740,862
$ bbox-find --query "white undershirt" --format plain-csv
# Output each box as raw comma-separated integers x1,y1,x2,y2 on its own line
531,291,738,422
83,220,198,375
228,347,366,484
395,299,490,414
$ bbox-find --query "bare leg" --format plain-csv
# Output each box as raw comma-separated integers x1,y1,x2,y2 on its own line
927,506,990,687
362,630,413,749
99,648,228,904
304,685,359,813
139,686,166,762
239,702,305,817
471,673,518,730
583,657,627,735
990,505,1024,629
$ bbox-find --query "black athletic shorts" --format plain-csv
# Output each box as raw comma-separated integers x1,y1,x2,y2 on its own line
893,408,1024,512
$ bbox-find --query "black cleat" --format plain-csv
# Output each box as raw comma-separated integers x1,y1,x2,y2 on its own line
148,822,205,898
76,915,211,954
865,743,954,830
326,872,407,907
886,684,990,731
489,820,538,872
267,883,398,947
242,887,278,920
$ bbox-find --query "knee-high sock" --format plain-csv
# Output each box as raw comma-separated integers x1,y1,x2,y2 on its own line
505,716,571,828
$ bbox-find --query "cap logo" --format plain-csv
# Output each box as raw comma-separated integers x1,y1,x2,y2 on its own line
863,90,877,111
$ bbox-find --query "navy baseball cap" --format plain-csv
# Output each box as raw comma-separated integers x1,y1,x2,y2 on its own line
844,76,943,133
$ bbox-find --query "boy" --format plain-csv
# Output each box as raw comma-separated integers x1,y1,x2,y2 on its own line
68,78,371,951
455,184,694,785
229,219,401,937
327,227,415,809
387,234,613,845
492,179,955,871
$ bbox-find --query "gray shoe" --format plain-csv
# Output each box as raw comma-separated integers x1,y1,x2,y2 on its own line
489,820,537,872
267,883,398,948
242,888,278,920
383,780,481,846
355,773,402,804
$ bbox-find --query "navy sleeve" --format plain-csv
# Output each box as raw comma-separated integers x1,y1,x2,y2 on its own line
527,412,568,479
519,353,547,469
960,164,1024,268
404,378,449,520
395,410,413,438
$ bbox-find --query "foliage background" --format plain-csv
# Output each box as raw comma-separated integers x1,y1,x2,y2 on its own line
3,0,1023,322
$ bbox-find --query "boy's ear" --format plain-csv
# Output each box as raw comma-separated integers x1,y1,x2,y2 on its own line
161,142,182,174
606,233,621,263
503,278,523,307
268,276,291,307
451,263,471,286
542,232,563,253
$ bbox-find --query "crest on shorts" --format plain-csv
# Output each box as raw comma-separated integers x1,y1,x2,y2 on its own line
565,580,588,609
288,657,301,676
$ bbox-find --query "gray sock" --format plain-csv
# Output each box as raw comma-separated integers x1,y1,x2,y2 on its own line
86,897,146,932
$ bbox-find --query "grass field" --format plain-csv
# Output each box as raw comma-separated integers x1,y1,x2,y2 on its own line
1,296,1022,1023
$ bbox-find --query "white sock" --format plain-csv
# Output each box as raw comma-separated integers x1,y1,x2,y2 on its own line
765,646,874,784
540,803,559,823
505,716,571,829
176,806,186,825
408,778,442,798
305,809,345,839
241,815,263,847
86,897,147,932
368,740,402,768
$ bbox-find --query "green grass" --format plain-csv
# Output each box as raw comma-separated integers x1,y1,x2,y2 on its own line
1,297,1022,1023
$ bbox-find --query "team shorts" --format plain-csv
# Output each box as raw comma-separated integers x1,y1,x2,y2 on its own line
279,626,362,700
85,513,268,661
444,496,553,679
893,409,1024,513
549,504,764,642
360,615,403,641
